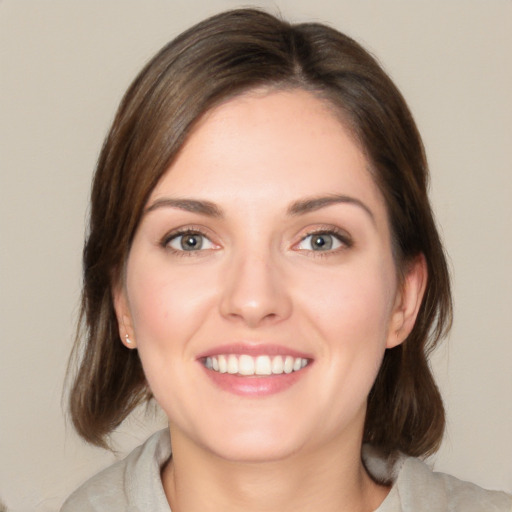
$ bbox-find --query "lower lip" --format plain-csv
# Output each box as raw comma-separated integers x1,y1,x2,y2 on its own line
202,365,310,397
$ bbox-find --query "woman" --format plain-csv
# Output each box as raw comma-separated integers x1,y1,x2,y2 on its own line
62,8,511,511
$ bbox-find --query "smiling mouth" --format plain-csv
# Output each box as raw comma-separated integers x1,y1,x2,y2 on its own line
203,354,310,376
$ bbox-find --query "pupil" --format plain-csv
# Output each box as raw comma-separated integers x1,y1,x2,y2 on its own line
182,234,202,250
313,235,332,250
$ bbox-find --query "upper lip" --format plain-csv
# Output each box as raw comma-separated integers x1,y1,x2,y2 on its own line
196,343,313,360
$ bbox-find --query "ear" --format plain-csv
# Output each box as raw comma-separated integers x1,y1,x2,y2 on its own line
112,281,137,349
386,254,428,349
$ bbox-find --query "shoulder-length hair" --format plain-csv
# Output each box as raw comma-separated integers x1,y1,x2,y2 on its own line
68,8,452,455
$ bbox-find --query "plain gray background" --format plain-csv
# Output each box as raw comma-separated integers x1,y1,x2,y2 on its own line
1,1,511,510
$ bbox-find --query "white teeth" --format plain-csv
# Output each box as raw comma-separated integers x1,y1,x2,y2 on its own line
255,355,272,375
283,356,294,374
227,354,238,374
204,354,309,376
218,354,228,373
271,355,284,374
238,354,254,375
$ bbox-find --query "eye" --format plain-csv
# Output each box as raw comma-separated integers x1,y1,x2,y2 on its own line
296,231,349,252
166,231,215,252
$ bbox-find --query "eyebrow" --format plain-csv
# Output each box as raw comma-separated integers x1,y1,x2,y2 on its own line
144,198,224,217
144,194,374,222
287,194,375,223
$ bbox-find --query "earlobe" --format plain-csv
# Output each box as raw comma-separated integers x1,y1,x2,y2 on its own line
112,284,137,349
387,254,428,349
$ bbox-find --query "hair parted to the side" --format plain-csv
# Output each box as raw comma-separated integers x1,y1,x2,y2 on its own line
67,8,452,455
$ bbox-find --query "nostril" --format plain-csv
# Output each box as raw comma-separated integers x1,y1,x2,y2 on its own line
219,258,293,326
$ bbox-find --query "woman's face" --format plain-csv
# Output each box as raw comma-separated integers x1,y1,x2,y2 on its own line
115,89,423,462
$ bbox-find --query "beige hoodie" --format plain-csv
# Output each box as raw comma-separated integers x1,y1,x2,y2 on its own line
62,430,512,512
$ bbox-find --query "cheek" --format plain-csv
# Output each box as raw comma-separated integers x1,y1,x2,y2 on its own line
124,258,221,418
297,259,396,423
302,258,396,342
298,256,397,391
126,257,218,355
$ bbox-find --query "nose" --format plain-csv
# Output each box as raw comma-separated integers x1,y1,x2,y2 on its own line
219,249,292,328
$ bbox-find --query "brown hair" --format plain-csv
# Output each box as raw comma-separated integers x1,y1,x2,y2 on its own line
68,8,452,455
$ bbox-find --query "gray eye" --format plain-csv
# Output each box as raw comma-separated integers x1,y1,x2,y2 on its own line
168,233,214,251
311,234,333,250
297,233,342,251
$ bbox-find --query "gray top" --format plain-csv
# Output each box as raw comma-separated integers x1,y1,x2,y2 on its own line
61,429,512,511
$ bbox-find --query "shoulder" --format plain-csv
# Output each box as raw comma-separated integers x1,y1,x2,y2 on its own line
363,446,512,512
60,429,171,512
60,456,130,512
397,456,512,511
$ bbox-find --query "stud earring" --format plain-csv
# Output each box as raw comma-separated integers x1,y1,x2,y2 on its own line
125,334,132,345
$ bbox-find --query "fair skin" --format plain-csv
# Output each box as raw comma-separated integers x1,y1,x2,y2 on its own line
114,89,426,512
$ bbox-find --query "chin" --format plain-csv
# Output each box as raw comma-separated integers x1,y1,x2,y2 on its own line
205,430,305,463
179,409,311,463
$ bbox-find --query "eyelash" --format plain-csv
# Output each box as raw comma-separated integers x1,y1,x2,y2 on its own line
295,228,353,257
160,227,215,257
160,226,353,257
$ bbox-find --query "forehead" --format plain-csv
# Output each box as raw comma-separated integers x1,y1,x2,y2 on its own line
149,88,385,218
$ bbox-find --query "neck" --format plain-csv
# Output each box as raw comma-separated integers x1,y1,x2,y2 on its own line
161,426,389,512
